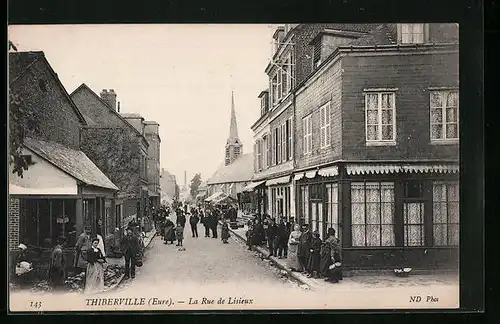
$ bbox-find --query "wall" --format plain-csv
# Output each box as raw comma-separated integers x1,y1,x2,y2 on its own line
10,58,83,150
341,50,459,161
295,58,343,169
71,87,126,128
9,198,20,250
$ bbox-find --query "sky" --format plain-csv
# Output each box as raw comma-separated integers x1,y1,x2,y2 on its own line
8,24,278,185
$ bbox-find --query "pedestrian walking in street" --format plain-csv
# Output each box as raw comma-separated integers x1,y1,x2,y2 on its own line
307,230,322,278
84,237,106,294
266,219,278,257
175,223,184,247
277,218,290,259
298,224,313,275
322,228,343,283
48,237,66,291
221,222,230,244
189,210,200,238
164,217,176,244
287,224,302,271
245,220,254,250
209,211,218,239
121,228,140,280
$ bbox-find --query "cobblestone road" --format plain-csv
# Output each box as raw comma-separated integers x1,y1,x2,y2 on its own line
115,224,301,294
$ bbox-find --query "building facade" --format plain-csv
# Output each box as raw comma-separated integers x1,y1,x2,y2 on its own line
250,24,459,270
160,168,177,199
144,121,161,209
71,85,149,230
9,52,118,261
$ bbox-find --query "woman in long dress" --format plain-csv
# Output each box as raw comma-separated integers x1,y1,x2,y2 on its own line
84,238,106,294
164,217,176,244
287,224,302,271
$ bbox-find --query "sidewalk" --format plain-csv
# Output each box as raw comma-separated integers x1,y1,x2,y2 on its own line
104,229,157,292
227,225,459,291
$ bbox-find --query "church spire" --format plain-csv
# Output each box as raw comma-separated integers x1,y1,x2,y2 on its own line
229,91,238,140
225,91,243,166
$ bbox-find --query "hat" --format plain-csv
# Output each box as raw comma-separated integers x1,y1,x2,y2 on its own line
18,243,27,250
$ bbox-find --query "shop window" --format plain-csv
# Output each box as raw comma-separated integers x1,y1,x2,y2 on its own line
433,181,459,246
351,182,395,247
299,186,309,225
403,180,425,246
326,183,340,241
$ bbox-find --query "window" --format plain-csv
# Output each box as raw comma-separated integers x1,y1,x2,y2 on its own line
430,90,459,142
326,183,340,241
433,181,459,246
351,182,395,247
302,114,313,154
320,102,331,148
277,71,282,102
257,139,262,171
365,92,396,144
313,40,322,68
281,123,287,162
299,186,309,224
403,181,425,246
287,118,293,160
261,93,269,116
271,130,276,166
276,127,282,164
253,142,257,171
267,133,272,167
400,24,425,44
282,62,288,96
271,75,278,107
263,135,268,169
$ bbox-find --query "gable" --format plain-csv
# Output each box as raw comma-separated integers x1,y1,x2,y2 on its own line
9,147,78,195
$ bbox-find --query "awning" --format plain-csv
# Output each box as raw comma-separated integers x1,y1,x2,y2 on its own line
346,164,459,175
305,170,317,179
294,173,305,181
213,193,234,204
241,180,266,192
318,166,339,177
205,191,224,202
266,175,291,186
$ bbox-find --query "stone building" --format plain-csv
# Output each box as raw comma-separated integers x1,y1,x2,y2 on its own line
144,121,161,209
8,52,118,262
160,168,177,200
70,84,149,231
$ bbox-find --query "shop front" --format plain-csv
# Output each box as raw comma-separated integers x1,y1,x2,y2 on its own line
266,175,292,221
240,180,266,215
295,163,459,270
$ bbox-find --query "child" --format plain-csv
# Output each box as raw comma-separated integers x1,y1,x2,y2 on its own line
221,222,230,244
175,223,184,247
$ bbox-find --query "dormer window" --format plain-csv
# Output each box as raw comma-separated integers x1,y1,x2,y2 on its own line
398,24,429,44
260,92,269,116
312,40,322,68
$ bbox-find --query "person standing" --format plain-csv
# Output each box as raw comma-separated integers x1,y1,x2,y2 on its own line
277,218,290,259
175,223,184,247
48,237,66,290
245,220,254,251
164,216,176,244
266,219,278,257
298,224,313,275
176,210,187,228
307,230,322,278
121,228,140,280
221,221,230,244
189,210,200,238
200,210,210,237
84,237,106,294
74,227,91,276
287,224,302,271
210,211,218,239
324,228,343,283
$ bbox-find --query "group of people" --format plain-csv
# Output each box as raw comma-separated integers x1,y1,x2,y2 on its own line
246,215,343,284
156,202,233,247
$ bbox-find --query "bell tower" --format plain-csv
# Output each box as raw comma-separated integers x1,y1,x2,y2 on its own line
225,91,243,165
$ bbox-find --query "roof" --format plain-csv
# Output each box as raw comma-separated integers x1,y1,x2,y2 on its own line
207,153,254,185
24,137,119,191
121,113,143,119
144,120,159,125
9,51,88,126
347,24,395,46
70,83,147,142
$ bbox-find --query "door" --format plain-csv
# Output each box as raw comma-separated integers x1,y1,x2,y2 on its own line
311,202,324,239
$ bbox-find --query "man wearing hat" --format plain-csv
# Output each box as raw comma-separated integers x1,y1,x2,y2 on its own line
298,223,313,274
74,226,92,276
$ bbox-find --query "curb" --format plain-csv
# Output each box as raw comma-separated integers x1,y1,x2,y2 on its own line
106,231,157,292
227,227,315,290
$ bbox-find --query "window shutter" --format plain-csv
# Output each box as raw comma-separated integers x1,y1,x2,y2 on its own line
288,118,293,160
308,116,313,152
313,41,321,65
302,118,307,154
326,104,331,146
320,106,325,147
267,134,272,167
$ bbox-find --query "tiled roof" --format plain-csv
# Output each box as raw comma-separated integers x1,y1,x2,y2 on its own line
347,24,395,46
8,51,43,81
207,153,254,185
121,113,143,119
24,137,119,191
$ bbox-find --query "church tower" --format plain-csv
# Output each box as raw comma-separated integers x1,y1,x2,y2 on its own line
225,91,243,166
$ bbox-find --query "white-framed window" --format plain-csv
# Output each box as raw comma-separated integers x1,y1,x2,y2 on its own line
271,130,276,166
320,102,331,148
263,135,268,169
277,71,282,103
257,139,262,171
281,123,287,162
271,75,278,108
302,114,313,154
276,126,282,164
351,182,395,247
400,24,425,44
267,132,272,167
365,92,396,145
430,90,459,143
433,181,459,246
287,118,293,160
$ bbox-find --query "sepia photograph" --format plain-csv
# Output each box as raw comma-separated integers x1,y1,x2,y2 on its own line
8,23,461,312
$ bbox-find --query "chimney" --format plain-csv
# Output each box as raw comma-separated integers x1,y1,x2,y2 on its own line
100,88,117,110
117,101,121,112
